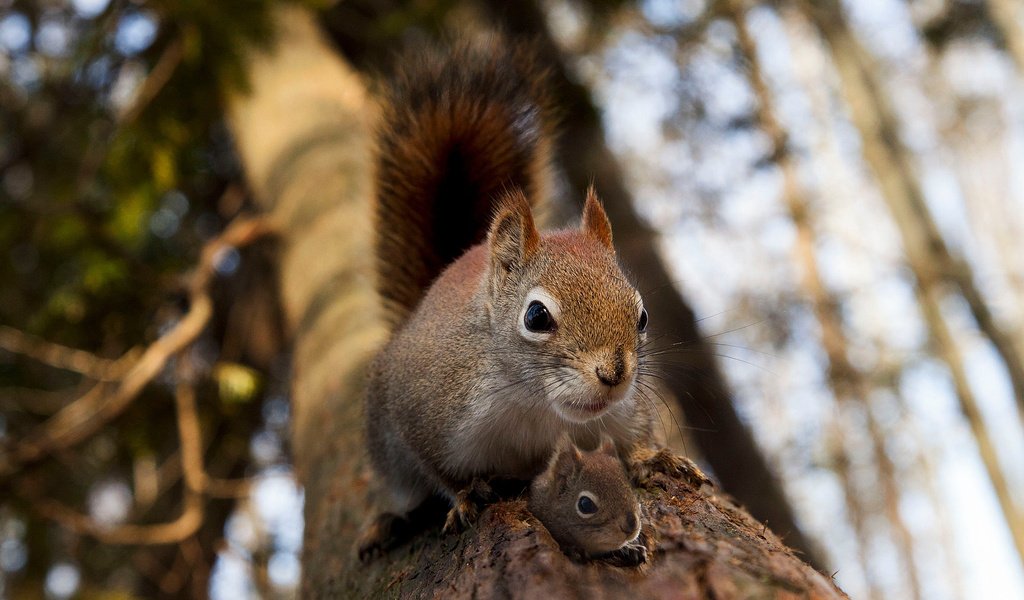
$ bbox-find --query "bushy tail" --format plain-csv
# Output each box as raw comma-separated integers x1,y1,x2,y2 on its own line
374,35,557,325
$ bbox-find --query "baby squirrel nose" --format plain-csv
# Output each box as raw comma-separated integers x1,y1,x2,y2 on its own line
622,511,638,535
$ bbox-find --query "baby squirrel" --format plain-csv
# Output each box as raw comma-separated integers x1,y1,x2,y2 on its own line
530,433,647,565
361,36,664,555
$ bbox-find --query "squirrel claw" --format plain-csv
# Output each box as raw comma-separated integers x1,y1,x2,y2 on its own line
602,542,648,568
442,478,495,535
604,528,650,567
631,447,712,490
442,500,476,535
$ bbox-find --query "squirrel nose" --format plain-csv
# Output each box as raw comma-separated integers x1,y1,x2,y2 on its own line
596,347,626,387
622,511,639,535
596,366,622,387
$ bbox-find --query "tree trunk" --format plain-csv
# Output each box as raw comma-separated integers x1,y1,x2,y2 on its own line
227,6,845,596
987,0,1024,74
799,0,1024,569
727,3,920,596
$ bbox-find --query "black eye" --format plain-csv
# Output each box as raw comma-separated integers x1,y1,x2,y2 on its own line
638,308,648,333
577,494,597,516
524,301,556,332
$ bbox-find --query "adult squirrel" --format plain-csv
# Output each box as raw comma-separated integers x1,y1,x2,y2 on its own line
360,35,704,557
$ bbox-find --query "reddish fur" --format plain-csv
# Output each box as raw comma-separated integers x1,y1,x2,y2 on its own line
582,186,614,250
374,37,556,327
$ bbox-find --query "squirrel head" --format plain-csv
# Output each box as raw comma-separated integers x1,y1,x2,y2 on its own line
484,186,648,423
528,433,642,557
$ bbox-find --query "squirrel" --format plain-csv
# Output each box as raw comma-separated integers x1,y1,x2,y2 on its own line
529,433,647,566
359,35,707,559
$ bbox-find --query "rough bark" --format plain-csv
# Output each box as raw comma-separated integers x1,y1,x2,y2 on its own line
227,5,845,597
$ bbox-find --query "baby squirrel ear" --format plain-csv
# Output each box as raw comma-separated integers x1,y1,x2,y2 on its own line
581,185,614,251
552,433,583,479
488,188,540,285
553,431,575,455
597,434,618,458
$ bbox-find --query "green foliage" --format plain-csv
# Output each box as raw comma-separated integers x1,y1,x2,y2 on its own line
0,0,312,593
0,0,306,346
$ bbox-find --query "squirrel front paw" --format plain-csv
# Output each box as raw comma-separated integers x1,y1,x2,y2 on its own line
602,542,648,568
630,447,712,491
564,544,648,567
442,478,496,535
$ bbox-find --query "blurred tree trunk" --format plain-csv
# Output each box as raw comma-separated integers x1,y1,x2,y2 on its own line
226,5,844,596
987,0,1024,73
799,0,1024,570
800,0,1024,426
726,3,920,597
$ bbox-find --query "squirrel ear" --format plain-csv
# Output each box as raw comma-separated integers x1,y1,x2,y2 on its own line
597,434,618,458
554,431,575,455
581,186,613,251
552,434,583,479
488,189,540,284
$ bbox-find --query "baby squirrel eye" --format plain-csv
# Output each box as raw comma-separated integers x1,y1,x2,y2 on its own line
524,301,556,332
638,308,649,333
576,493,598,517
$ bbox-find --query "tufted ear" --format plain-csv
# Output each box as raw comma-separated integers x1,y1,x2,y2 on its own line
597,433,618,459
581,185,613,251
551,432,583,479
488,188,540,292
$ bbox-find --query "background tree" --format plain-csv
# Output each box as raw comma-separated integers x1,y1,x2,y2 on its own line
1,0,1023,598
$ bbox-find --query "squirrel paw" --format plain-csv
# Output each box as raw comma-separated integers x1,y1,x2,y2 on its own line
442,478,495,535
442,498,476,535
563,547,589,563
567,545,647,567
602,542,648,568
630,447,712,491
601,529,650,568
356,512,410,563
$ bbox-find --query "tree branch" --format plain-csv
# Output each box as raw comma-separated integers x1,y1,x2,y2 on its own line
727,3,921,596
0,216,272,478
0,325,124,380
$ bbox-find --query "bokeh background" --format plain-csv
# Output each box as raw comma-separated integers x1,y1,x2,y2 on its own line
2,0,1024,598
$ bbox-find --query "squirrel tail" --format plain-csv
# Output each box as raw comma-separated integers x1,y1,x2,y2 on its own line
374,35,557,325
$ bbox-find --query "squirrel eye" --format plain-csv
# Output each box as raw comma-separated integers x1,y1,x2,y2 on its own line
576,494,598,517
638,308,648,333
524,301,556,332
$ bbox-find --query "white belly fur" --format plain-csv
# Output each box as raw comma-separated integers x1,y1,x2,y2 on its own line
442,375,638,480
